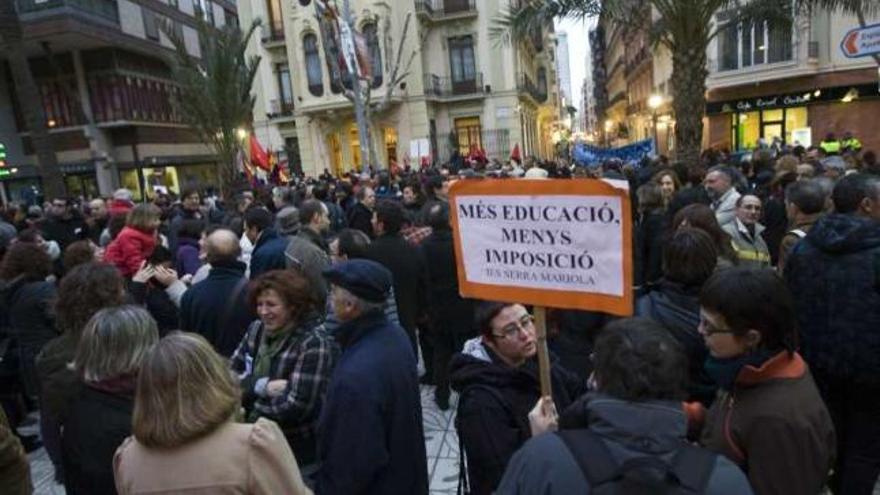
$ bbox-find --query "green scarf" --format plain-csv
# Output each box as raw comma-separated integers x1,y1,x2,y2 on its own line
247,323,295,422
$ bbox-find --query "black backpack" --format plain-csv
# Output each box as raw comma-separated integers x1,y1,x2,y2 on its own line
557,428,717,494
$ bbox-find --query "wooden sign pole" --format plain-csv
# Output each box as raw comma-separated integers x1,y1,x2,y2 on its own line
533,306,553,399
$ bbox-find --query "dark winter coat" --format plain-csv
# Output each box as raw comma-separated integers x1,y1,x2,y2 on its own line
419,229,474,335
41,214,87,251
128,281,178,336
316,310,428,495
168,209,203,260
633,210,668,288
1,277,57,397
61,384,133,495
700,352,836,495
35,334,79,421
179,261,254,357
784,213,880,385
635,280,716,405
174,237,201,277
449,340,587,495
497,395,753,495
668,186,711,218
249,229,289,280
346,203,374,238
366,233,427,334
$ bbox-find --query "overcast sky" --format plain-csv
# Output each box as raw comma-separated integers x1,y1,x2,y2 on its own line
555,17,595,113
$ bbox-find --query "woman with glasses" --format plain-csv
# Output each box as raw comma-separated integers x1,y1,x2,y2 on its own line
449,302,586,495
698,268,834,495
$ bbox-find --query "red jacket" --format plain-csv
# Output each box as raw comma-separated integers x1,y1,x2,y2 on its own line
108,199,134,218
104,226,157,277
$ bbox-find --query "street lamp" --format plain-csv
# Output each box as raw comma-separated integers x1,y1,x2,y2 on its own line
236,128,248,140
648,94,663,153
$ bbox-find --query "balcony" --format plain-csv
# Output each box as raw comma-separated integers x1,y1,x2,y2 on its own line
16,0,119,25
517,73,548,104
415,0,477,22
267,99,295,119
423,73,485,100
261,21,285,48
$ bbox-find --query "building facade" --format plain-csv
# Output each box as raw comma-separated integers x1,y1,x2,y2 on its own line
556,31,572,107
704,8,880,154
239,0,561,177
0,0,238,202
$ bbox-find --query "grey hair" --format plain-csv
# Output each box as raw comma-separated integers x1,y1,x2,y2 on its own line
73,305,159,383
335,286,385,315
113,188,133,201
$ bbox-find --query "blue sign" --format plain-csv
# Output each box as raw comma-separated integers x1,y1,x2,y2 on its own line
573,139,655,167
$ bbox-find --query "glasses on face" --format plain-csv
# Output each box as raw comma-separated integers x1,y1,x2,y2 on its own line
698,315,736,336
492,314,535,339
740,204,762,212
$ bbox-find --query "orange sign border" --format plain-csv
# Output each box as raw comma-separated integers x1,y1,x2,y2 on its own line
449,179,634,316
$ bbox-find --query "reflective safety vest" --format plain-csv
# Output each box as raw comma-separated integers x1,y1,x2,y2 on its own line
842,138,862,151
820,140,841,154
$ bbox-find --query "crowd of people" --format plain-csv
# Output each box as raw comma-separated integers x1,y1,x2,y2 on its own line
0,139,877,495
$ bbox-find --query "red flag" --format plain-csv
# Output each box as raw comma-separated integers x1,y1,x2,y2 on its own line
250,135,271,171
510,143,522,163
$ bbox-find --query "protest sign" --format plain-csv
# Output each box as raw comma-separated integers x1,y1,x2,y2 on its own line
449,179,633,316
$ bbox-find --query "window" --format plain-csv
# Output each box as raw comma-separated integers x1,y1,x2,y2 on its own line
454,117,481,155
168,0,178,7
266,0,283,38
143,8,160,41
449,36,476,83
276,63,293,111
384,128,397,163
717,23,737,71
224,9,238,27
363,23,382,88
717,17,792,71
304,34,324,96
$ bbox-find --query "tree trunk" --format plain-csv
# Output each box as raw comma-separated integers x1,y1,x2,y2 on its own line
670,42,708,169
0,3,66,199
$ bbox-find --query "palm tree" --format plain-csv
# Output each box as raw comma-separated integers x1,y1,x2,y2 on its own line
162,16,261,196
0,0,66,199
495,0,878,168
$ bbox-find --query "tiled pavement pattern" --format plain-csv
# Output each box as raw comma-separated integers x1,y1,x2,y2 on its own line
25,384,462,495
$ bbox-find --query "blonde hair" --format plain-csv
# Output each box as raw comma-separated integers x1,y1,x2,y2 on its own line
126,203,161,232
133,332,240,448
74,305,158,383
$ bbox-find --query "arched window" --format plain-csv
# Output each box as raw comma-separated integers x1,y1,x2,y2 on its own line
362,23,382,88
536,67,548,102
304,34,323,97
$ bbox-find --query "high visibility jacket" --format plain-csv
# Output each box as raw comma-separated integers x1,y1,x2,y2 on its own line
820,140,841,154
842,138,862,151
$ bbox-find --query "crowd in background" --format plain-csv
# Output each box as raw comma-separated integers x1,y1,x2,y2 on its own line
0,136,877,495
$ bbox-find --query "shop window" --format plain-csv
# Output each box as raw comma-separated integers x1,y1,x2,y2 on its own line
327,133,342,175
384,127,398,164
732,111,760,150
454,116,481,155
784,107,808,144
716,16,792,71
349,125,362,169
304,34,324,96
119,170,144,201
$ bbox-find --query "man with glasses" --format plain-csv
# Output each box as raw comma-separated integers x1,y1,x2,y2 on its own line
449,302,586,495
722,194,771,269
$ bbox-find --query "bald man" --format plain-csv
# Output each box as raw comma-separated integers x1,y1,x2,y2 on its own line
179,228,254,356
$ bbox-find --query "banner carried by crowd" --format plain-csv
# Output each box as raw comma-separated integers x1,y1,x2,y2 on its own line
572,138,655,167
449,179,633,316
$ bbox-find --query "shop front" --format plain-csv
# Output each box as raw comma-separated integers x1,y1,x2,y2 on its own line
706,80,879,152
118,157,219,201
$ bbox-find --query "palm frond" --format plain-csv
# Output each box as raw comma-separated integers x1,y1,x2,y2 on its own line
795,0,880,17
490,0,601,44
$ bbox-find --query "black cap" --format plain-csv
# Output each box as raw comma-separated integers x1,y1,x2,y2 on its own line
323,259,392,303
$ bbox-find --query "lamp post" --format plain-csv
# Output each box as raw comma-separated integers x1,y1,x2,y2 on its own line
648,94,663,154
